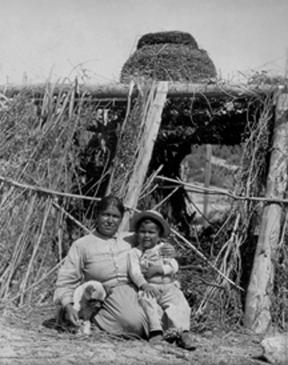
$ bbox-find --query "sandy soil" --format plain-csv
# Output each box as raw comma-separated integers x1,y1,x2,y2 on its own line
0,304,268,365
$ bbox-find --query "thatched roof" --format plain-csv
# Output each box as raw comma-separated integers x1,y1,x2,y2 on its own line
120,31,216,83
136,31,198,49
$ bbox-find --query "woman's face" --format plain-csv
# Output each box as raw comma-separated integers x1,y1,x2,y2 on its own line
97,205,123,237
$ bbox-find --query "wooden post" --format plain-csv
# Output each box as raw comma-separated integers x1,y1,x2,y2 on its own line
119,81,168,231
244,92,288,334
203,144,212,225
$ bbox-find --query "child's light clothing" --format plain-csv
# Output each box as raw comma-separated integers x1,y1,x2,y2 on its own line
128,243,191,333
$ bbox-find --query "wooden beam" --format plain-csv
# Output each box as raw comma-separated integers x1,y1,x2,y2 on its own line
118,81,169,231
243,92,288,334
0,81,277,99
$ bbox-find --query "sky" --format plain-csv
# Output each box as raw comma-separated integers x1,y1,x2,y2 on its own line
0,0,287,84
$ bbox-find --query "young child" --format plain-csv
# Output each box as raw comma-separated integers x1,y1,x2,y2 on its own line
128,210,195,350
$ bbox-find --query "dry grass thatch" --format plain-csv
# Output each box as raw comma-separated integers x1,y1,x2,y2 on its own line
120,31,216,83
0,82,125,305
136,31,199,49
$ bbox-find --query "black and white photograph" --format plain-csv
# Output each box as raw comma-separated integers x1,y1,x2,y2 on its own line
0,1,288,364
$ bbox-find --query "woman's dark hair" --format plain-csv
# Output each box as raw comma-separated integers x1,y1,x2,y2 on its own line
96,195,125,217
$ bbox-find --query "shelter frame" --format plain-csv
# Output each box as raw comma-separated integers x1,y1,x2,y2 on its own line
1,80,287,334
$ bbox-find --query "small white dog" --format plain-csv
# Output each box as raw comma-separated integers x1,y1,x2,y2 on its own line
73,280,107,335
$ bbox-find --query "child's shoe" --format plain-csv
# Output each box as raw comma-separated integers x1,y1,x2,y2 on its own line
149,330,164,345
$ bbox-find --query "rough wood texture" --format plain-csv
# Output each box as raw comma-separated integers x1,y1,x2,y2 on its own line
244,93,288,334
119,81,168,231
203,144,212,225
0,82,276,99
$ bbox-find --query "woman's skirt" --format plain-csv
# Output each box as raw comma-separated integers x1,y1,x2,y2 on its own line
94,283,148,339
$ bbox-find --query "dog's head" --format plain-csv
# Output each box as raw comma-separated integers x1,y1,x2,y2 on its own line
83,282,107,302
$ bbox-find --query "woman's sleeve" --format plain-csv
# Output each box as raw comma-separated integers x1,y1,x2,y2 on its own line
53,241,84,307
158,242,178,275
127,249,147,289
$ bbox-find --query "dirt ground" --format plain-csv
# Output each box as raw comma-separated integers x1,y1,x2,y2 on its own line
0,304,269,365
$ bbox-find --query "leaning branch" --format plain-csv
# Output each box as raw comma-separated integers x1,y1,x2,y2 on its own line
171,227,244,292
156,175,288,204
0,175,100,202
3,173,288,205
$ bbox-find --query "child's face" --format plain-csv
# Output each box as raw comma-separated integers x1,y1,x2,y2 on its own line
136,220,161,250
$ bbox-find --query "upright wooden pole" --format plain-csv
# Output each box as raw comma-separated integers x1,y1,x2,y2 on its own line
244,92,288,334
203,144,212,225
119,81,168,231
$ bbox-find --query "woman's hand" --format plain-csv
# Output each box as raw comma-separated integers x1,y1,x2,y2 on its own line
141,283,161,298
145,263,164,279
65,303,81,327
159,243,176,258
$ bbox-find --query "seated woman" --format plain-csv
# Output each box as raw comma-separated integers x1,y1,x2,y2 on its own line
54,195,147,338
53,195,175,339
